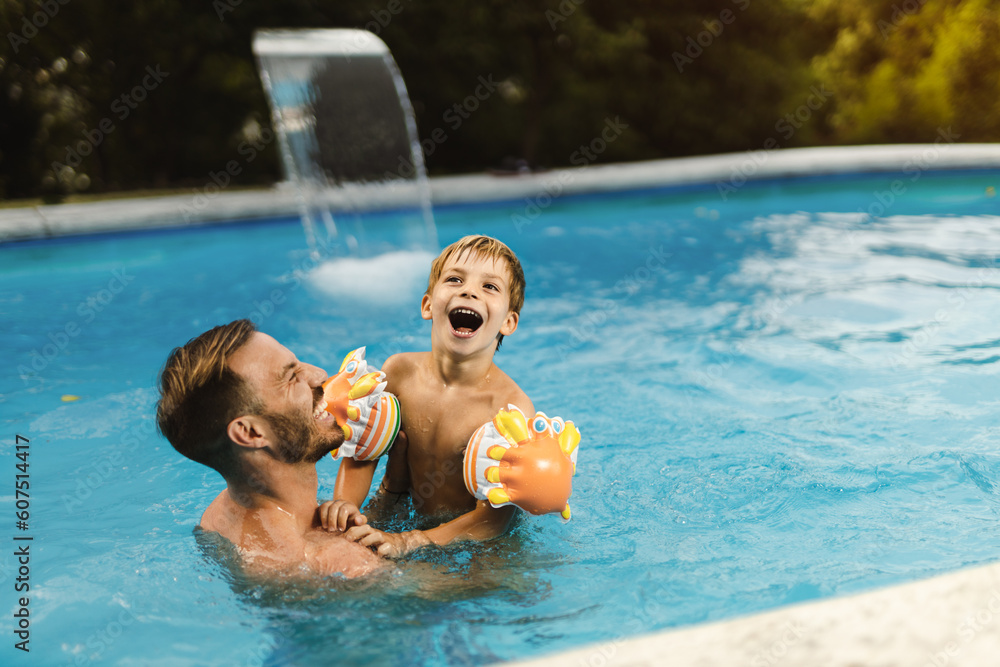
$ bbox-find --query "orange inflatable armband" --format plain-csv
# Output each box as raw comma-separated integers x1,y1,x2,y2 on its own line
463,405,580,519
321,347,400,461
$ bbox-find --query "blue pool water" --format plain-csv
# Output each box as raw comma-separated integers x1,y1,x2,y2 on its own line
3,170,1000,665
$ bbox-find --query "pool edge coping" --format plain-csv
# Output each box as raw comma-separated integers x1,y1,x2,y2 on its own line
3,142,1000,243
500,558,1000,667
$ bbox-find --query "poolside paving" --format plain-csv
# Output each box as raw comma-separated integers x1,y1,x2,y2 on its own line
503,558,1000,667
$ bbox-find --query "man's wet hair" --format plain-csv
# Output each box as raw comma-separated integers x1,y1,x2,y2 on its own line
156,319,262,470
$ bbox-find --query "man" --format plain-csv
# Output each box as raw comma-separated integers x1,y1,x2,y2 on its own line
155,319,425,577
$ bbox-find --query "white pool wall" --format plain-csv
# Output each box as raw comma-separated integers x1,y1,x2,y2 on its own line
4,143,1000,242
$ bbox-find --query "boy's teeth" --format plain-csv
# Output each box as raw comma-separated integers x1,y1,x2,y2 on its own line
449,306,484,335
313,400,328,418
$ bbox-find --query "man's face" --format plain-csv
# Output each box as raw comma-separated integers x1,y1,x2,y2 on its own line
228,332,344,463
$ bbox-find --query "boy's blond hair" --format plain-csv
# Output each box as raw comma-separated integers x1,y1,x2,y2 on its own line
427,235,525,347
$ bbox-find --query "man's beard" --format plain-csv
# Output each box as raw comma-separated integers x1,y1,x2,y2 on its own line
261,392,344,464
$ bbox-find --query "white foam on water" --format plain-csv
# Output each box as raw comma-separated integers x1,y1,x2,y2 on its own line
306,250,434,305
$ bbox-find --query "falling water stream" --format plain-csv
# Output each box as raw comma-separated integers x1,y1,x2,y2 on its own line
253,29,438,261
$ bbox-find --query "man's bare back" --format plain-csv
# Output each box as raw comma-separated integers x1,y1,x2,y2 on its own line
384,351,533,515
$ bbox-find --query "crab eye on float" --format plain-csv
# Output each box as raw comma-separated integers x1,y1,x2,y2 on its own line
449,308,483,333
533,416,549,434
551,417,564,434
344,361,358,374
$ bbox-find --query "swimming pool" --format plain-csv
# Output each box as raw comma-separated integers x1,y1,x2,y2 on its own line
3,167,1000,665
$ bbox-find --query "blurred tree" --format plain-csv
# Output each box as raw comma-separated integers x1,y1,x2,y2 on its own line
373,0,826,171
0,0,303,200
0,0,837,201
811,0,1000,144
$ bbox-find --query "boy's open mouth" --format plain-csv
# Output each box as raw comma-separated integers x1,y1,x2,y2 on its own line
449,307,483,337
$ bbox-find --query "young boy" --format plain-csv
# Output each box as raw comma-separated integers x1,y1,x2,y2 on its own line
332,235,533,557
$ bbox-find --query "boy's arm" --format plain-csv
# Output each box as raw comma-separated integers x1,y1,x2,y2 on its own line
333,458,378,508
411,389,530,544
333,430,411,508
333,353,412,508
344,502,516,557
413,390,531,543
422,501,516,544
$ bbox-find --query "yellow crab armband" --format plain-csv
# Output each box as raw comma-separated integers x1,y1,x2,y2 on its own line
463,405,580,520
321,347,401,461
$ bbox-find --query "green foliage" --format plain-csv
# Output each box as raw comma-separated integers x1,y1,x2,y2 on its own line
812,0,1000,143
1,0,997,201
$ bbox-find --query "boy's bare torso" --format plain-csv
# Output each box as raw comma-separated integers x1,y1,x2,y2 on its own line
385,351,532,515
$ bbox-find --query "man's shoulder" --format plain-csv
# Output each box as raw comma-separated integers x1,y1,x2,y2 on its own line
197,491,382,578
199,489,230,533
303,531,384,577
201,497,301,561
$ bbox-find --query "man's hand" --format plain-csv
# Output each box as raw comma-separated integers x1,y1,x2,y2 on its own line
318,500,368,533
343,524,430,558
